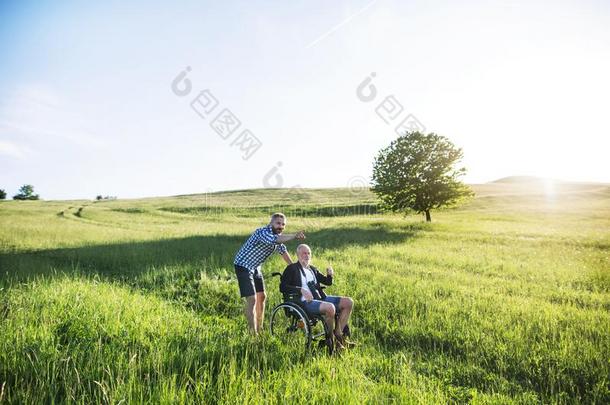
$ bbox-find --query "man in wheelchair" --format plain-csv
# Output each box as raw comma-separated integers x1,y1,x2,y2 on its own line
279,244,354,351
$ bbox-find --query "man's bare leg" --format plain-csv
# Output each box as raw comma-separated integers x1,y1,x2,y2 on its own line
254,291,266,334
319,302,336,335
244,295,257,334
335,297,354,336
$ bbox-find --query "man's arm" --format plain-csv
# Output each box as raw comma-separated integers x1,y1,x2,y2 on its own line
281,251,293,265
314,266,333,286
276,230,305,243
257,228,305,244
276,244,292,264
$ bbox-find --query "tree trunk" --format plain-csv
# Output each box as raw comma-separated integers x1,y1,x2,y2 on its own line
425,210,431,222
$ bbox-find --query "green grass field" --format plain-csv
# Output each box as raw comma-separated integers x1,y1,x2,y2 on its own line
1,179,609,403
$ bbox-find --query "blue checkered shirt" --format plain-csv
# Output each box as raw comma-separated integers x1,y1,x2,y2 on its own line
234,225,288,271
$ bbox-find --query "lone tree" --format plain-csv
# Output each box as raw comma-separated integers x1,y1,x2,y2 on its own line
13,184,40,200
371,131,473,222
0,189,6,200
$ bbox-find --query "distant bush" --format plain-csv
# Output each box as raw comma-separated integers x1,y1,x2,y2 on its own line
0,189,6,199
13,184,40,200
95,195,117,201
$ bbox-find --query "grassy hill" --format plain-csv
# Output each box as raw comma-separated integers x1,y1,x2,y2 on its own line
0,180,609,403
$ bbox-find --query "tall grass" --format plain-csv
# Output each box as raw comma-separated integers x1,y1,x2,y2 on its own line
0,183,608,403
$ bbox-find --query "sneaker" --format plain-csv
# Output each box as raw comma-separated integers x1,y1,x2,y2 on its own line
342,338,357,348
335,331,356,349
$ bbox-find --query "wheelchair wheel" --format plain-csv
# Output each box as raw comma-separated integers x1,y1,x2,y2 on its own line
270,303,310,349
308,314,332,352
270,302,332,353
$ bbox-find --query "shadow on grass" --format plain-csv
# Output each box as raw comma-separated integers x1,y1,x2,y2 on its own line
0,225,422,284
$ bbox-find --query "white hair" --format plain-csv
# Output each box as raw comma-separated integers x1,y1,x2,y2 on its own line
296,244,311,254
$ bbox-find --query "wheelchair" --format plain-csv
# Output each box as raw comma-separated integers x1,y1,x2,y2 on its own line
268,272,350,354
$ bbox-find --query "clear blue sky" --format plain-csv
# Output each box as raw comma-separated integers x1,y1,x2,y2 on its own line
1,0,609,199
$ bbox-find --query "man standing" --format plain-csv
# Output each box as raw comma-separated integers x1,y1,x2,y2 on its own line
234,213,305,334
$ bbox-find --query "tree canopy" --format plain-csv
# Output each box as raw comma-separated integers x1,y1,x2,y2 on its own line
371,131,473,221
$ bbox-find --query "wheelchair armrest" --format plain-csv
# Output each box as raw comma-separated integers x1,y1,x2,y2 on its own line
282,293,301,303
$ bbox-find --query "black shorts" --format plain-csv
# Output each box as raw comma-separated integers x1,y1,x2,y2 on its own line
234,264,265,297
